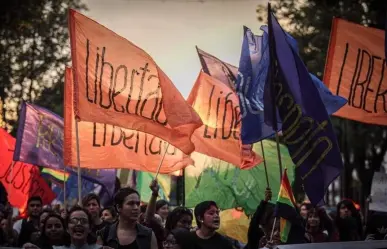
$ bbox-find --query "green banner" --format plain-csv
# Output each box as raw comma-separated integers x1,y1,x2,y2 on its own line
185,140,295,215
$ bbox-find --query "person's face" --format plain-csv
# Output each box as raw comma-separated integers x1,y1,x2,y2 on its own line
119,193,140,222
202,205,220,230
163,233,180,249
86,199,100,219
101,210,114,223
339,204,352,218
307,214,320,227
300,205,309,219
68,210,90,242
45,217,64,241
60,209,67,220
40,212,50,229
0,219,7,230
28,200,42,218
176,214,192,230
158,204,169,220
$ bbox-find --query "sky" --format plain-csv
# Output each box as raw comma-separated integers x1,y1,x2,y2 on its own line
82,0,266,97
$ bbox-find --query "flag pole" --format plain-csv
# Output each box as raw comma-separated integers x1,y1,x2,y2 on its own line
154,143,170,180
63,166,67,209
260,141,270,188
267,2,283,180
75,120,82,206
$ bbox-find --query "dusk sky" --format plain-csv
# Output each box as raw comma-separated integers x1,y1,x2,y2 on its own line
82,0,266,97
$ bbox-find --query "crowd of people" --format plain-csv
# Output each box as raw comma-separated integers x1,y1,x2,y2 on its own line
0,181,385,249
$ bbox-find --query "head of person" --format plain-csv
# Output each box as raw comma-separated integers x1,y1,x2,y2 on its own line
0,218,7,231
40,213,69,246
194,201,220,232
156,200,169,220
60,208,68,220
82,193,101,220
163,228,194,249
101,207,117,223
165,207,193,232
306,208,325,232
66,205,93,245
27,196,43,218
300,202,313,220
39,209,53,229
337,199,357,219
114,187,140,223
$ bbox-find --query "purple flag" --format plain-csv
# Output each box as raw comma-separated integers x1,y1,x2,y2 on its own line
14,102,116,198
264,11,343,205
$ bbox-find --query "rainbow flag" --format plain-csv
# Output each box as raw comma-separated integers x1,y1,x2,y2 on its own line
41,168,70,182
275,169,298,243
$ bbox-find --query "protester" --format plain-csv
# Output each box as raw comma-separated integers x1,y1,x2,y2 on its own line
165,207,193,233
15,196,43,247
82,194,106,234
0,208,17,247
100,207,117,224
192,200,233,249
300,202,313,220
365,212,387,241
156,200,169,226
164,228,194,249
98,187,158,249
304,208,329,243
335,199,362,241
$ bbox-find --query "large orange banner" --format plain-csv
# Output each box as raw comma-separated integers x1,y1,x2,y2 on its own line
324,18,387,125
68,10,202,154
188,72,262,169
64,68,192,174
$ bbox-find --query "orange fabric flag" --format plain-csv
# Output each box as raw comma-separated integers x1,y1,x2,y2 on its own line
188,72,262,168
324,18,387,125
64,68,192,174
68,10,202,154
0,129,56,213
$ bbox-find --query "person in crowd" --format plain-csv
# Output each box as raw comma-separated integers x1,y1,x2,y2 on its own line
23,213,70,249
156,200,169,226
82,194,106,233
163,228,194,249
304,208,329,243
60,208,67,220
165,207,193,233
365,212,387,240
50,206,101,249
40,209,53,229
0,205,17,246
98,187,158,249
300,202,313,220
335,199,362,241
15,196,43,246
192,200,233,249
101,207,117,224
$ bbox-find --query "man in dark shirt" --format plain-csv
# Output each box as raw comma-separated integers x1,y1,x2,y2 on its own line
192,201,233,249
82,193,106,233
15,196,42,247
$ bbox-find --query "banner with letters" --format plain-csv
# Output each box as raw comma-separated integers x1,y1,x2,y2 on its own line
324,18,387,125
68,10,202,155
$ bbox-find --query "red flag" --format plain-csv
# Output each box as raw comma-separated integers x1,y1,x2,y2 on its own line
0,129,56,213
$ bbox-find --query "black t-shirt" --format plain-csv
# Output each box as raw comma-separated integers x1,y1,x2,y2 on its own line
18,219,39,247
191,231,233,249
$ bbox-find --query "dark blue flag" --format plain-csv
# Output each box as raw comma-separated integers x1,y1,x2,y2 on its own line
264,11,343,205
236,26,346,145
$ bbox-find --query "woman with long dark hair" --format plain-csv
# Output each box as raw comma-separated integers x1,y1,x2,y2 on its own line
335,199,363,241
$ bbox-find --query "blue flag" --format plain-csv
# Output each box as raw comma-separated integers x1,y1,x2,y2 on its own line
264,11,343,205
237,26,346,145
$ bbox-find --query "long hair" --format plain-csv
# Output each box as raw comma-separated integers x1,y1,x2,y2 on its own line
39,213,70,248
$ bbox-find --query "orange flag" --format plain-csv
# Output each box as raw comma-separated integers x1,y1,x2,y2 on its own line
64,68,192,174
68,10,202,154
0,129,56,213
188,72,262,169
324,18,387,125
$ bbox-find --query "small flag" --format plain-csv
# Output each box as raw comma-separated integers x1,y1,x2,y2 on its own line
41,168,70,182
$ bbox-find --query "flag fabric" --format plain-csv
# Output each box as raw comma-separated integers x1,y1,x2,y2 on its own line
13,102,116,198
187,71,262,169
264,11,343,205
275,169,298,243
41,168,70,188
0,128,56,213
68,9,202,155
63,67,192,174
185,139,295,215
236,26,279,144
324,18,386,125
237,26,346,145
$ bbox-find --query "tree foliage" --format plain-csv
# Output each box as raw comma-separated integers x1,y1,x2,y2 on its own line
257,0,387,204
0,0,86,133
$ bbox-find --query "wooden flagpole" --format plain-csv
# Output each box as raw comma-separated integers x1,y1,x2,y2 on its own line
154,143,170,180
260,141,270,188
75,120,82,206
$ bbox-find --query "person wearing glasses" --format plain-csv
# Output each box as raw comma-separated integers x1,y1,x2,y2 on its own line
163,228,194,249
